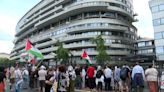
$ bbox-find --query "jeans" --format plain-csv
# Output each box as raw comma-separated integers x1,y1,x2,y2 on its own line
105,78,112,91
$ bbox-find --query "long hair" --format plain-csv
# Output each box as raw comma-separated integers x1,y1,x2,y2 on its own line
0,66,5,83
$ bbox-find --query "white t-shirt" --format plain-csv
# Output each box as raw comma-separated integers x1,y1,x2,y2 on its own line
104,68,112,78
38,69,47,80
15,69,22,79
145,68,158,81
23,69,29,76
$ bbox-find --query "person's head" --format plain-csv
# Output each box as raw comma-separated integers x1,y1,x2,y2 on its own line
47,68,54,75
68,65,74,72
40,65,46,70
59,65,66,73
136,62,139,65
148,65,153,68
97,66,101,70
0,66,5,72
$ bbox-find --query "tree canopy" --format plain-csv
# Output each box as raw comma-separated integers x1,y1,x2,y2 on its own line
0,58,15,67
56,41,69,65
92,35,110,65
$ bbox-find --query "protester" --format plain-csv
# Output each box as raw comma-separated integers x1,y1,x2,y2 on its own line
0,66,6,92
45,68,54,92
132,62,145,92
87,65,95,91
119,65,131,92
145,65,158,92
75,65,82,89
104,65,112,91
67,65,76,92
114,66,121,91
15,64,23,92
81,66,86,88
38,65,47,92
57,65,69,92
95,66,104,92
22,67,29,89
9,66,15,92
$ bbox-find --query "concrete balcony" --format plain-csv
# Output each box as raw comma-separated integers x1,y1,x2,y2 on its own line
66,24,128,34
60,35,133,43
63,43,134,49
16,27,37,39
71,50,130,56
10,52,18,57
30,33,52,43
40,47,57,53
10,55,20,60
44,55,54,59
35,40,55,48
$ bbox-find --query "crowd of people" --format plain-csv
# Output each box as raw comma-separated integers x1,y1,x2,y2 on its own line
0,62,159,92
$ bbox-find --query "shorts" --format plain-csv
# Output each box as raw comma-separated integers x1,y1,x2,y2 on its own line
39,80,45,88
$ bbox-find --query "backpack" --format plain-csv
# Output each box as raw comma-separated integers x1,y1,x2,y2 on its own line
120,68,128,80
96,70,102,78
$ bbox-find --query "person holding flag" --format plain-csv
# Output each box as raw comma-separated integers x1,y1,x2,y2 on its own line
25,39,44,66
81,50,92,64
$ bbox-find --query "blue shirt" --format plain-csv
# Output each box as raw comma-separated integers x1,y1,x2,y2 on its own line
132,65,145,80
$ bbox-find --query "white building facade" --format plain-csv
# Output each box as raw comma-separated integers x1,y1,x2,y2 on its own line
10,0,137,64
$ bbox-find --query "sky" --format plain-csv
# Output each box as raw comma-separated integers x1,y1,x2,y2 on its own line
0,0,153,54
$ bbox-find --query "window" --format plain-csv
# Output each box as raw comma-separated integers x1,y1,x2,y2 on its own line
145,41,152,46
163,32,164,37
151,6,159,13
138,42,145,47
155,32,162,39
147,49,153,53
161,18,164,24
156,47,164,54
153,19,160,26
159,4,164,11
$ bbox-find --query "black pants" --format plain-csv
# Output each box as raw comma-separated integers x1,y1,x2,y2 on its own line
88,78,95,89
105,78,112,91
97,82,103,90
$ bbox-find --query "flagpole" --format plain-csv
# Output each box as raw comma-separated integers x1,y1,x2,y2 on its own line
36,59,43,69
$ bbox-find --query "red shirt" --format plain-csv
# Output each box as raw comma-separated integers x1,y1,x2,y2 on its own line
87,66,95,78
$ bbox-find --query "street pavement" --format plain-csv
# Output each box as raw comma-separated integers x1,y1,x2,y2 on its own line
21,88,150,92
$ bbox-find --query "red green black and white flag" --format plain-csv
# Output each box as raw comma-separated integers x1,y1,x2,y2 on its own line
25,39,44,59
81,50,92,64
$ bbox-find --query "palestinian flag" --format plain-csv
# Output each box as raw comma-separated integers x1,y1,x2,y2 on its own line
25,39,44,59
81,50,92,64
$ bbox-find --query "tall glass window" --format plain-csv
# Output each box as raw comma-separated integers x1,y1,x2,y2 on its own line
159,4,164,11
138,42,145,47
161,18,164,25
156,47,164,54
153,19,160,26
151,6,159,13
155,32,162,39
145,41,152,46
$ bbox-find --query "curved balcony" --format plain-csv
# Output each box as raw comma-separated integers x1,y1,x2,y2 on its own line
64,43,134,49
40,47,57,53
66,24,129,34
60,35,134,43
35,1,133,27
71,50,130,56
35,40,55,48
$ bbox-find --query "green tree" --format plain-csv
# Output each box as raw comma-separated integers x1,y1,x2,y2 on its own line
92,35,110,65
0,58,15,67
56,41,69,65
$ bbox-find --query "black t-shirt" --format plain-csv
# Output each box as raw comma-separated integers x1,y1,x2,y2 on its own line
0,72,5,83
75,68,81,75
